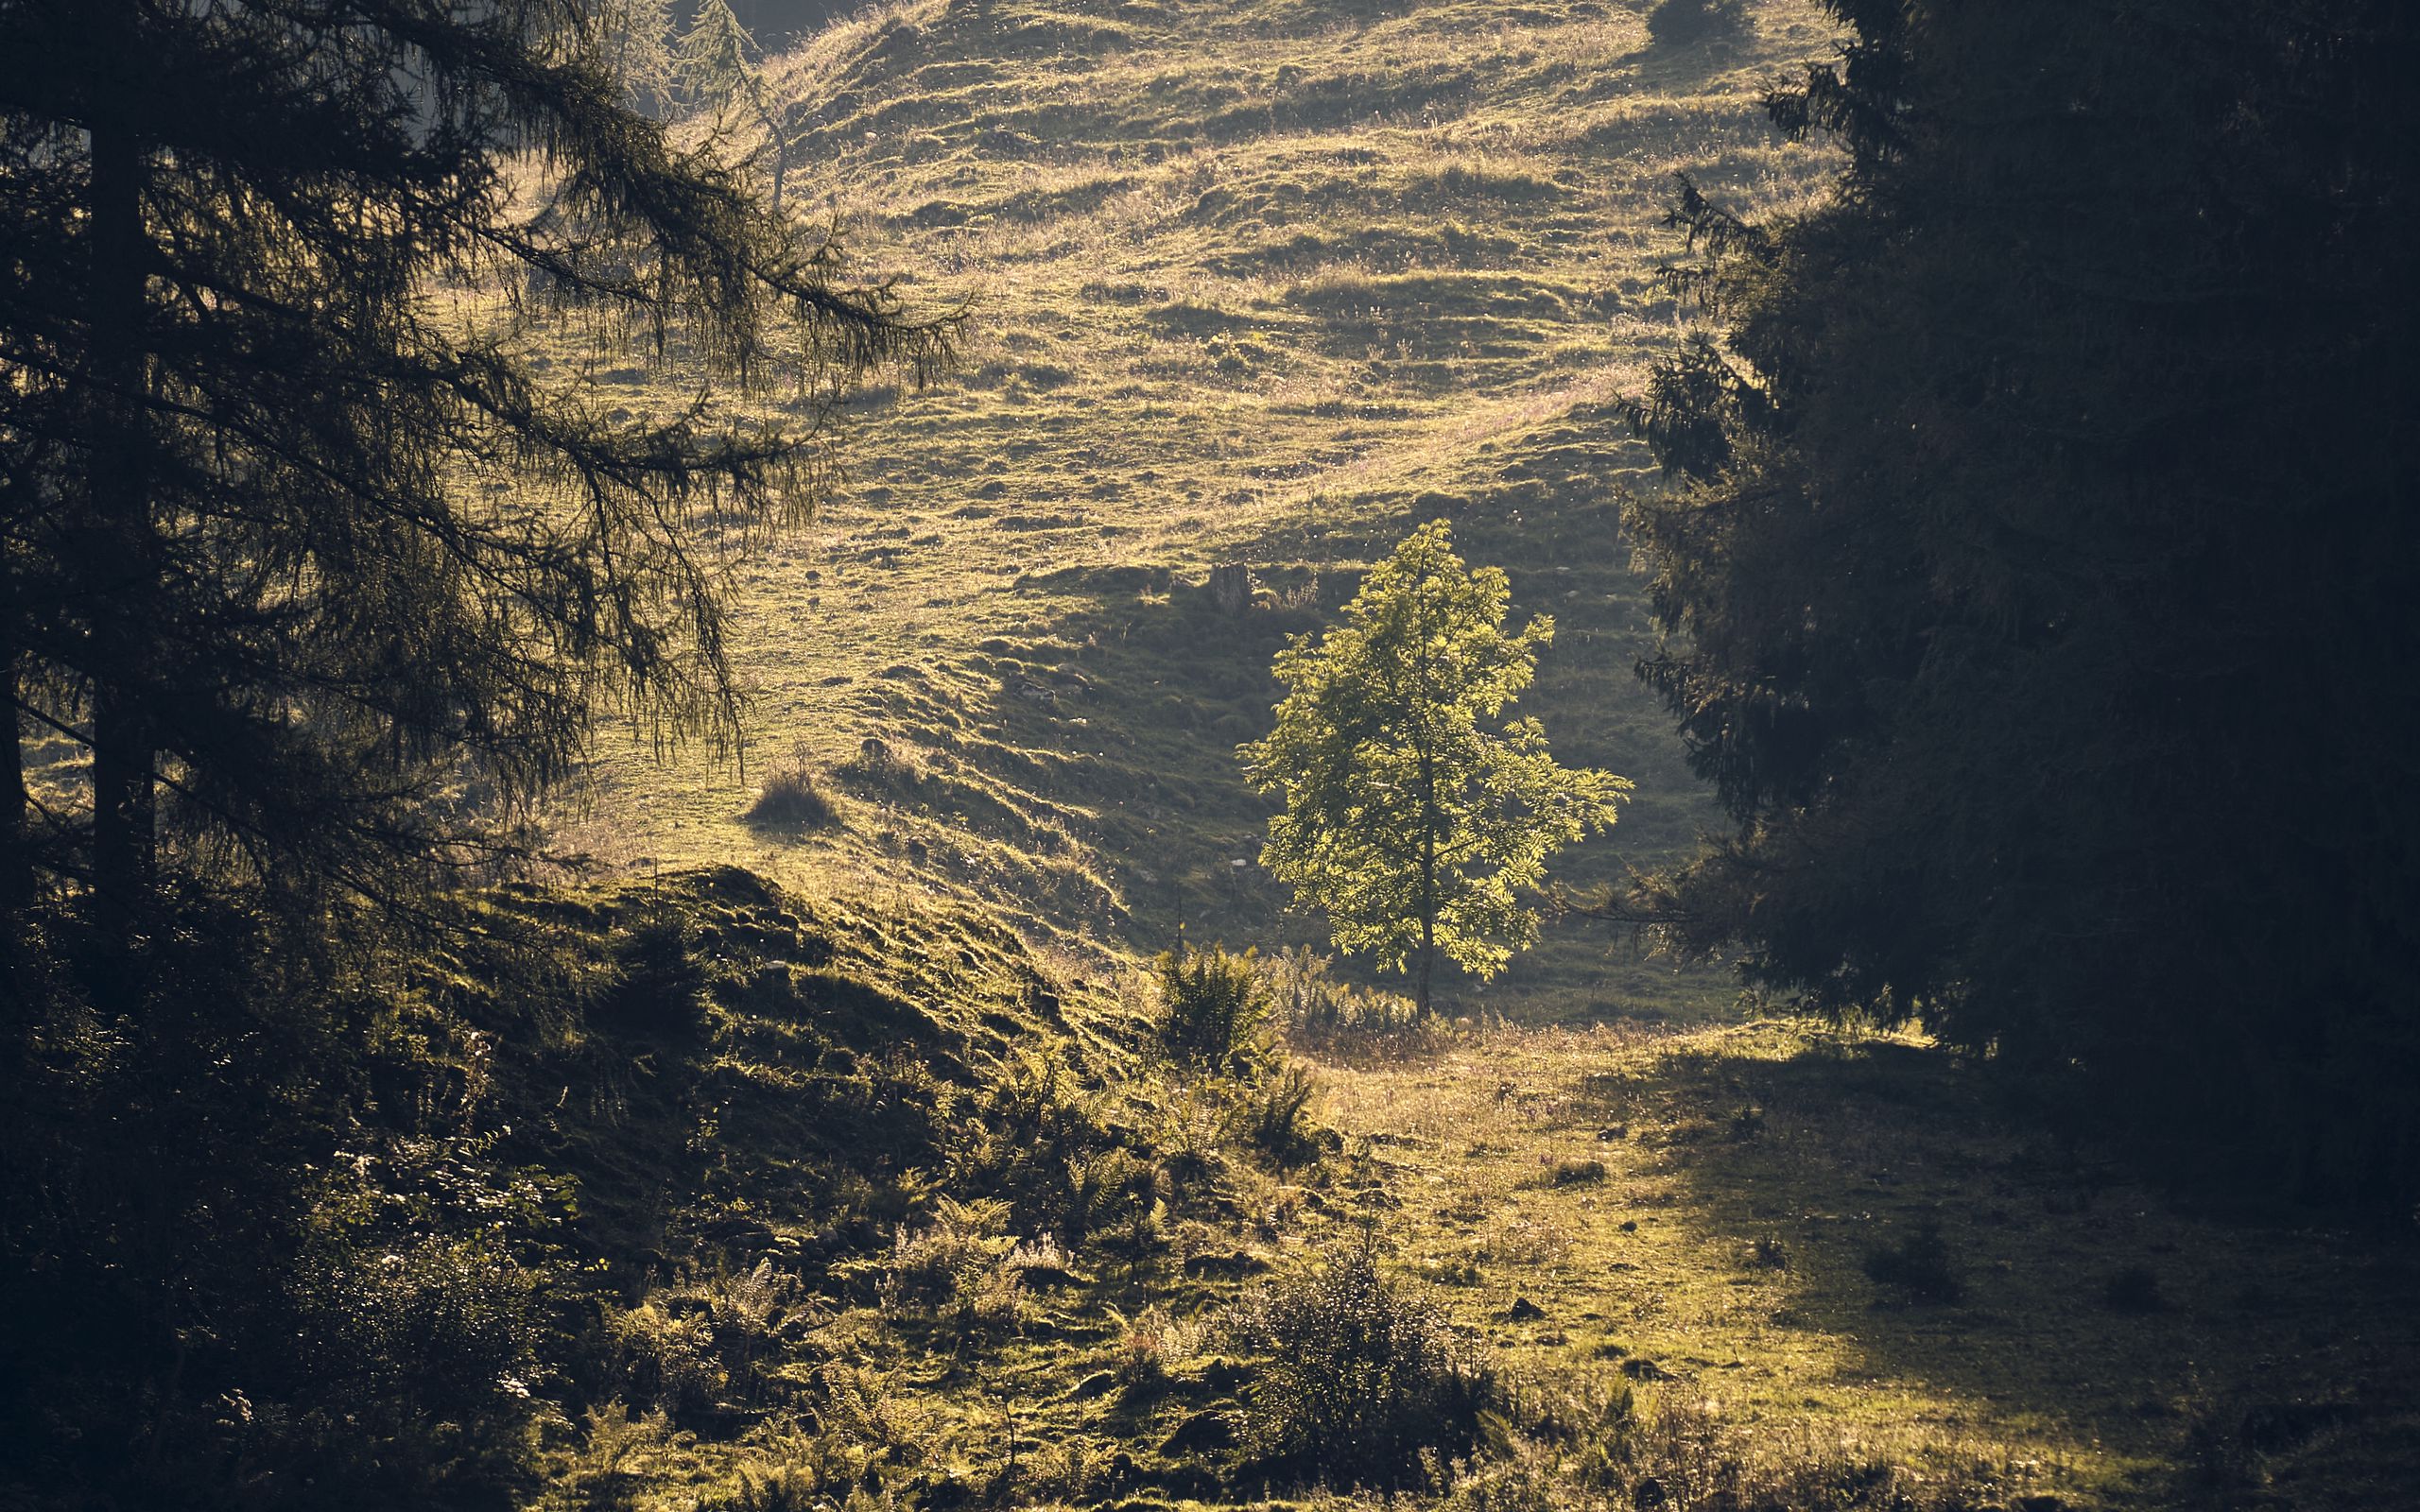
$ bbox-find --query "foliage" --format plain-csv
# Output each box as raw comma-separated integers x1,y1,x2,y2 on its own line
1620,0,2420,1210
1226,1231,1494,1487
1646,0,1749,49
1155,941,1273,1071
1860,1222,1964,1305
677,0,765,120
1236,1061,1320,1165
881,1196,1030,1342
0,0,951,926
1439,1383,2003,1512
598,0,679,114
745,759,841,831
1241,521,1629,1011
1261,944,1428,1043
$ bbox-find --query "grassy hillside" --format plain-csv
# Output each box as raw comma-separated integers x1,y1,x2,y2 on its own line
487,6,2420,1512
548,0,1846,1022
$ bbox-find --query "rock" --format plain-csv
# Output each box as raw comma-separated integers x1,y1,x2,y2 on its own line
1183,1250,1271,1281
700,1215,778,1252
1506,1297,1548,1322
1161,1409,1238,1454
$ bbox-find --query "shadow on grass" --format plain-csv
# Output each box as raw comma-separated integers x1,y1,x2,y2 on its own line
1589,1030,2420,1507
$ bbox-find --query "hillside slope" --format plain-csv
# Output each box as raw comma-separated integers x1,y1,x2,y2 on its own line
549,0,1841,1020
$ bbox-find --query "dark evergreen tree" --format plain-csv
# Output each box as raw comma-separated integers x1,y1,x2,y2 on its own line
1621,1,2419,1207
0,0,949,938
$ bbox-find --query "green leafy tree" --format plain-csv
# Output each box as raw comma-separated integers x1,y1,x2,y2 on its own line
1241,522,1628,1014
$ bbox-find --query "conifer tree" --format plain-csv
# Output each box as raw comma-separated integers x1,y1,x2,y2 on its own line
0,0,951,940
1620,0,2418,1205
1241,522,1628,1013
600,0,678,115
676,0,763,120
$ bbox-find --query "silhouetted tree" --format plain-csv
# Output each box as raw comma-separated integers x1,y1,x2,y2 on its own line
677,0,762,118
0,0,950,943
1621,0,2419,1206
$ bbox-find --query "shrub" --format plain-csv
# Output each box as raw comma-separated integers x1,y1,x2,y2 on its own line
603,907,707,1028
951,1052,1118,1243
1450,1383,2007,1512
1226,1233,1494,1487
1861,1222,1964,1303
1238,1062,1320,1165
744,759,838,831
881,1196,1028,1340
1077,1146,1168,1256
1107,1302,1203,1394
1262,945,1426,1044
1647,0,1750,49
1155,943,1271,1070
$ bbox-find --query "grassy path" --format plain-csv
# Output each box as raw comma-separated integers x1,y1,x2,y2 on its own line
1311,1022,2420,1509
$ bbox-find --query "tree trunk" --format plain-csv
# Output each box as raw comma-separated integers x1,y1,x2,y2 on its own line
1,633,26,921
770,107,789,215
84,17,158,939
1417,744,1437,1018
1416,911,1434,1018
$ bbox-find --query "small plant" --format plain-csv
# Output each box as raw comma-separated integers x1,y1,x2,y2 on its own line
1226,1231,1494,1488
1750,1233,1790,1271
881,1196,1028,1340
1647,0,1750,50
744,758,838,831
1262,945,1427,1044
1154,942,1271,1071
1071,1145,1167,1257
1106,1302,1202,1395
2105,1263,2166,1314
1237,1061,1320,1165
1861,1221,1965,1303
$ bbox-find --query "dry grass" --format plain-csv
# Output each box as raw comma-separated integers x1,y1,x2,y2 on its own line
540,0,1841,1023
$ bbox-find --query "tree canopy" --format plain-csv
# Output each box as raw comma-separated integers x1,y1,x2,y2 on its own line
0,0,950,934
1242,521,1627,1013
1621,0,2418,1207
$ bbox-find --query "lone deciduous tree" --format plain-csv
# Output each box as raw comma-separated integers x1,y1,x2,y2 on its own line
1240,522,1627,1013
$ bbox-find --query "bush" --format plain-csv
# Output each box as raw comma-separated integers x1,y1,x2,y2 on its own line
610,1259,806,1415
1261,945,1426,1045
1226,1233,1494,1487
745,759,839,831
950,1052,1120,1244
1237,1062,1320,1165
1155,943,1271,1071
1861,1222,1965,1304
881,1196,1028,1340
1446,1383,2006,1512
1648,0,1750,49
